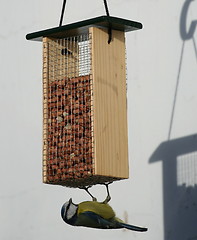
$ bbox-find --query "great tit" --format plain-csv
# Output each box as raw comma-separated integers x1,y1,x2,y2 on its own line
61,183,148,231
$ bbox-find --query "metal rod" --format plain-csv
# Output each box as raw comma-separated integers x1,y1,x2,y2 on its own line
103,0,110,16
59,0,67,27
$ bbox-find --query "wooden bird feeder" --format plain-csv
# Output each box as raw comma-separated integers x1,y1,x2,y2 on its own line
26,16,143,187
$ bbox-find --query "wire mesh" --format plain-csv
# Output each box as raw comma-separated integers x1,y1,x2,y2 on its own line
43,33,95,187
177,151,197,187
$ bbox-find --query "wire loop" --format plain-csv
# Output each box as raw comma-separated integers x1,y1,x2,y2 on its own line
103,0,110,16
59,0,67,27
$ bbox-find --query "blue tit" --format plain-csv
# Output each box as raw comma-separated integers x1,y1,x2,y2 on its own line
61,184,147,231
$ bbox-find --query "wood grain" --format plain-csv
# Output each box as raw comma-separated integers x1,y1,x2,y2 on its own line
90,27,129,179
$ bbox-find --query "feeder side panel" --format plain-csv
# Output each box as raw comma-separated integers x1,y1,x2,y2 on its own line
43,37,49,183
42,35,97,187
90,27,129,179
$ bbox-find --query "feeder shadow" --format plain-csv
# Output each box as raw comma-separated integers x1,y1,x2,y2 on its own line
149,134,197,240
149,1,197,239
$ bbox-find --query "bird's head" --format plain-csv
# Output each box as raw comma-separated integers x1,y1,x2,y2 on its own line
61,198,78,223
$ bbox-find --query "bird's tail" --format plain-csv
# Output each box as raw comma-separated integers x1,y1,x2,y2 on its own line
118,222,148,232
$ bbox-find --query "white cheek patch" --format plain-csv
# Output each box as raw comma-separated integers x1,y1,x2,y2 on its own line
67,204,78,219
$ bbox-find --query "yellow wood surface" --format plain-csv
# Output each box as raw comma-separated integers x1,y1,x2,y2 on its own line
90,27,129,179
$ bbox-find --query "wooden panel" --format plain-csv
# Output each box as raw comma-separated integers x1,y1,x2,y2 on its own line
90,27,129,179
42,37,49,183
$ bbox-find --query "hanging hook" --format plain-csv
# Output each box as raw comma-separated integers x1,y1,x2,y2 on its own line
103,0,112,44
107,27,112,44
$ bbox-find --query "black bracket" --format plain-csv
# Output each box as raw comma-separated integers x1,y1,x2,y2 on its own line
107,25,112,44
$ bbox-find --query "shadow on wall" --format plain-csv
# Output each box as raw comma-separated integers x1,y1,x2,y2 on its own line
149,134,197,240
149,1,197,239
180,0,197,41
168,0,197,140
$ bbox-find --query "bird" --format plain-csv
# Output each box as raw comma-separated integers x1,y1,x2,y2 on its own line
61,183,148,231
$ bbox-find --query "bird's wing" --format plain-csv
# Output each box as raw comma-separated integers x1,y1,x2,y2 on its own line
78,201,116,220
76,211,121,229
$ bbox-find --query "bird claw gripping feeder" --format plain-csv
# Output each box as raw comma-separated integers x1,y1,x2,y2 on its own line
26,4,143,188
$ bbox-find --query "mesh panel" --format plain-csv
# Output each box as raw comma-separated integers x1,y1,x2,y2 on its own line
43,34,95,187
42,32,124,187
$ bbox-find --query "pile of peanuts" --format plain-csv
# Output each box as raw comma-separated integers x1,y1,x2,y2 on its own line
46,75,94,183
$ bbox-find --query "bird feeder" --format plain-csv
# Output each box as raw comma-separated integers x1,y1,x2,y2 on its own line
26,16,142,187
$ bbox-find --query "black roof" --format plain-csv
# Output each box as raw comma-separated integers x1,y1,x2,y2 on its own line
26,15,143,41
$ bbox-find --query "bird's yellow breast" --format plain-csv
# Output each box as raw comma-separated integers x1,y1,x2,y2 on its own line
78,201,116,220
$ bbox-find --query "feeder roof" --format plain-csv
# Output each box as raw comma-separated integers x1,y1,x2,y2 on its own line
26,15,143,41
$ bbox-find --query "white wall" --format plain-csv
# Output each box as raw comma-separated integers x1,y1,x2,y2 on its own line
0,0,197,239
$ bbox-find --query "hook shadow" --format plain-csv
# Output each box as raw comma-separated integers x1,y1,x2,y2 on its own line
168,0,197,140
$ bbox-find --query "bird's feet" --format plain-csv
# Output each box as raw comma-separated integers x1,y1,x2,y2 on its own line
100,182,113,204
79,185,97,201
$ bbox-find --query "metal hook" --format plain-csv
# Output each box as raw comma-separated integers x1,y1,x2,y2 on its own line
103,0,112,44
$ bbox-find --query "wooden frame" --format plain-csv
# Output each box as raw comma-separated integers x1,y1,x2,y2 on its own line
90,27,129,179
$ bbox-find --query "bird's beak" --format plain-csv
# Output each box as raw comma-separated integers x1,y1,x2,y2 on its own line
69,198,78,206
